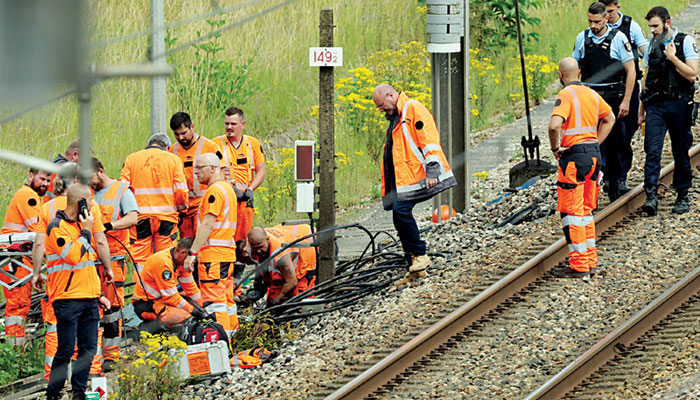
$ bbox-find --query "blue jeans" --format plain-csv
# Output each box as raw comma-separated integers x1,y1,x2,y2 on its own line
47,298,100,397
392,199,426,266
643,98,694,190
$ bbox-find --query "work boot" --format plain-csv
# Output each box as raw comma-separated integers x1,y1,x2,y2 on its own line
672,189,690,214
642,186,658,216
394,270,428,287
102,359,117,373
46,392,61,400
408,254,431,273
608,181,621,202
552,266,590,280
618,179,631,195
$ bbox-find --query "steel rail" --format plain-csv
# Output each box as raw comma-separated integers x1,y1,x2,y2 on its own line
525,264,700,400
324,142,700,400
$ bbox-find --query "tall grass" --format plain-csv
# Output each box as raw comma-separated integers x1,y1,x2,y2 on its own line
0,0,425,222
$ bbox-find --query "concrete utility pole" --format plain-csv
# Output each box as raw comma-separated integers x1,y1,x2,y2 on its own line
150,0,167,136
317,8,336,283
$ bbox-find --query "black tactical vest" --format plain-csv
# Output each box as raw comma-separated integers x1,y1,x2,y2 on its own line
617,15,642,79
646,32,694,98
580,28,627,85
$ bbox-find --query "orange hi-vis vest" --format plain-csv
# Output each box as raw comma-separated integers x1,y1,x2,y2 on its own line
45,211,100,302
271,224,316,280
95,180,130,257
37,196,105,236
198,181,237,262
170,136,224,215
552,82,612,148
380,92,455,201
133,248,201,313
1,185,42,234
212,135,264,191
120,147,188,223
252,228,298,285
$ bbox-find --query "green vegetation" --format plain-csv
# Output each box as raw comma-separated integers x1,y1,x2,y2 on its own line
0,0,693,224
0,328,44,386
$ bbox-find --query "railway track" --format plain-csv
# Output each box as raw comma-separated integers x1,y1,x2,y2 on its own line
320,141,700,399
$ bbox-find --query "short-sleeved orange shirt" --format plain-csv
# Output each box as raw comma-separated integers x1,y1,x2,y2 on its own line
552,83,612,148
198,181,237,263
214,135,265,189
37,196,105,235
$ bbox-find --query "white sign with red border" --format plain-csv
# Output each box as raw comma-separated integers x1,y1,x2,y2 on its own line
309,47,343,67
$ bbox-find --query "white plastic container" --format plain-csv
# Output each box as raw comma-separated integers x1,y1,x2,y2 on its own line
175,340,231,378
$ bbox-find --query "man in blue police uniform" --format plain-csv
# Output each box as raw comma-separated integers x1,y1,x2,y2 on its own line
638,6,699,216
602,0,648,193
572,1,635,202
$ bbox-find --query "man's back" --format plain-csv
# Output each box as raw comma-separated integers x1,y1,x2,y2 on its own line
120,148,187,222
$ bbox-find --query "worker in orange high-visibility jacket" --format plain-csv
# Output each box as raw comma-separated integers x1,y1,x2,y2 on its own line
31,184,112,400
43,140,80,203
169,112,226,238
247,224,317,306
373,84,456,285
184,153,238,337
1,168,50,346
32,162,112,376
212,107,265,244
89,157,139,370
120,133,188,274
132,238,206,332
549,58,615,279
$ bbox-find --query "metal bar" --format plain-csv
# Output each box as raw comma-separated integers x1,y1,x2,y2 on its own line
95,64,173,78
150,0,167,136
0,150,60,174
317,8,336,283
324,141,700,400
463,0,470,210
525,265,700,400
514,0,534,143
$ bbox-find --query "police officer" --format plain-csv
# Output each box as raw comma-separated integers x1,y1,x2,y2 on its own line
602,0,648,193
638,6,699,215
572,1,635,201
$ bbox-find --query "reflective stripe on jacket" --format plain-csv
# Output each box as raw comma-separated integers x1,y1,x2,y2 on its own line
45,211,100,302
552,83,612,148
96,180,130,256
380,92,456,202
1,185,42,234
212,135,262,190
119,147,188,223
170,136,224,214
198,181,238,261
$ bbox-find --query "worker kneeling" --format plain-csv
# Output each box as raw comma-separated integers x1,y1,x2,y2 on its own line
132,238,207,332
247,224,317,307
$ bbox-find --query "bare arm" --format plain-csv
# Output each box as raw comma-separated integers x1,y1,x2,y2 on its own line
249,163,266,191
184,213,216,272
666,42,699,82
111,211,137,231
597,112,616,144
30,233,46,290
619,60,636,117
273,254,298,304
94,231,113,282
548,115,564,156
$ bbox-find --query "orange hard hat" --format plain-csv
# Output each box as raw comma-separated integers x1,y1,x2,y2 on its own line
432,205,457,223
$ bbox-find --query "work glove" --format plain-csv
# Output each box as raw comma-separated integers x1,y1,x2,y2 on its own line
244,188,254,208
191,307,207,320
233,186,245,202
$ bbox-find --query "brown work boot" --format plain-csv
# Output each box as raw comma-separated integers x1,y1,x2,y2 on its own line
408,254,431,273
394,270,428,287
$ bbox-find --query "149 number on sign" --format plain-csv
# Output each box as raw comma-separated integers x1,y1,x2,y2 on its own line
309,47,343,67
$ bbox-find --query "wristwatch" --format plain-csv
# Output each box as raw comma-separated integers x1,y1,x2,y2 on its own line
551,147,560,153
188,250,198,257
